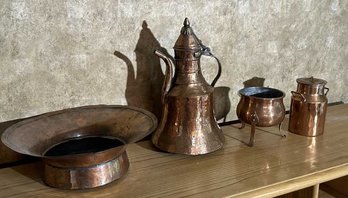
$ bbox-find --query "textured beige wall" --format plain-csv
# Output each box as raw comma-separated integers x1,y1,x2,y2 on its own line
1,0,347,122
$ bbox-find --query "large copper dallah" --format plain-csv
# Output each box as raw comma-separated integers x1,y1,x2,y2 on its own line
152,18,224,155
2,105,157,189
289,77,329,136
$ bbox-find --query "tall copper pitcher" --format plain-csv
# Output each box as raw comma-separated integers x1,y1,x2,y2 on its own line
152,18,224,155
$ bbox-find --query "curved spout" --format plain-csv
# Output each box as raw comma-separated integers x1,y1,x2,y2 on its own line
154,50,174,103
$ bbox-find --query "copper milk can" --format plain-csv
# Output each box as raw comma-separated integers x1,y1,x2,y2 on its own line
289,77,329,137
152,18,224,155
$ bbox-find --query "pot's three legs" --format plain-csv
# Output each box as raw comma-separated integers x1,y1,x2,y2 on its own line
248,113,259,147
238,121,254,146
249,121,256,147
240,117,285,147
278,122,287,137
239,122,245,129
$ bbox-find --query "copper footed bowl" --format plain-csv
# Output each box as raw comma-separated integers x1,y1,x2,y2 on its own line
237,87,286,146
1,105,157,189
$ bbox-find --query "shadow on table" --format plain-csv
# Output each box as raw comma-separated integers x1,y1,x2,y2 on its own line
12,161,44,183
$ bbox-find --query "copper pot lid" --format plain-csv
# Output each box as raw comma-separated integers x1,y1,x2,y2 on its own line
174,18,201,51
1,105,157,189
296,76,327,86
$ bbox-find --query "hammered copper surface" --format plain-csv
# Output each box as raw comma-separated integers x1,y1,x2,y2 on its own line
152,18,224,155
289,77,328,137
237,87,286,146
1,105,157,189
44,151,130,189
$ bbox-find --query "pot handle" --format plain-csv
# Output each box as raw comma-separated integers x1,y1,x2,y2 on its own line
291,91,306,102
196,42,221,87
154,50,174,103
210,55,221,87
250,112,259,124
324,87,329,95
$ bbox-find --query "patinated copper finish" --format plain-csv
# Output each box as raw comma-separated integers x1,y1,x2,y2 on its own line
289,77,329,137
2,105,157,189
152,18,224,155
237,87,286,146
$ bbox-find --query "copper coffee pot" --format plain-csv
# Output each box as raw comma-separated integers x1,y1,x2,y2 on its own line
152,18,224,155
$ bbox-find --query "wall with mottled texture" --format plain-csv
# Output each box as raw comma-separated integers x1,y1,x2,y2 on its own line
1,0,347,122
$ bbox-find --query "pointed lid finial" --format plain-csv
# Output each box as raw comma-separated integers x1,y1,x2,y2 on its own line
174,18,201,51
183,18,190,27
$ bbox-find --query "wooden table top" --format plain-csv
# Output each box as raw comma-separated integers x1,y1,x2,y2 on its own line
0,104,347,198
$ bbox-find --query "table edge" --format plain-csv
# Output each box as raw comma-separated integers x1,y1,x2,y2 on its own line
228,163,348,198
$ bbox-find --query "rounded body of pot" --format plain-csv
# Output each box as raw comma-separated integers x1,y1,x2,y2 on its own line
289,77,328,137
236,87,286,127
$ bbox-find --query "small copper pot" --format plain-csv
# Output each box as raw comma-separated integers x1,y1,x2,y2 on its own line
289,77,329,136
237,87,286,146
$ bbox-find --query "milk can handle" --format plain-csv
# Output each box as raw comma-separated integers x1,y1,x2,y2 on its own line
200,44,221,87
324,87,329,95
291,91,306,102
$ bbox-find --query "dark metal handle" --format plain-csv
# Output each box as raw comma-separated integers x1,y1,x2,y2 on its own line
291,91,306,102
324,87,329,95
199,44,221,87
154,50,174,103
210,55,221,87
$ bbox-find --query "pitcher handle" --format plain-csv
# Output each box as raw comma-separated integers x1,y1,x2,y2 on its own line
210,55,222,87
154,50,174,103
324,87,329,95
200,44,221,87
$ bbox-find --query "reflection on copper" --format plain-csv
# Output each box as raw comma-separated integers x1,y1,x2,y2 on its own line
306,138,319,169
308,138,317,150
265,163,270,170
